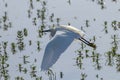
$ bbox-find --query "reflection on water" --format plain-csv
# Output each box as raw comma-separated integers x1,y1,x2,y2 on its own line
0,0,120,80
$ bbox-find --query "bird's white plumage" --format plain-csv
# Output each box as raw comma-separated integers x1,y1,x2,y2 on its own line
60,25,85,37
41,25,92,71
41,31,75,70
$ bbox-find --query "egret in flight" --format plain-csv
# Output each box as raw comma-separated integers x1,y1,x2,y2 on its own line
41,25,96,71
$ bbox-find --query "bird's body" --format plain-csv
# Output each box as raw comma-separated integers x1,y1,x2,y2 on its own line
41,25,96,71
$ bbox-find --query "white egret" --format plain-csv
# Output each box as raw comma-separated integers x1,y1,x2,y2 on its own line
41,25,96,71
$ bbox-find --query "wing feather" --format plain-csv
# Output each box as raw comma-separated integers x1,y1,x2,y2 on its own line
41,33,74,70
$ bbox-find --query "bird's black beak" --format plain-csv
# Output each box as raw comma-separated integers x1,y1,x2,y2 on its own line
79,37,96,49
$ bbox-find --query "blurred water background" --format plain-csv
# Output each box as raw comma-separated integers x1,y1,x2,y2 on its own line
0,0,120,80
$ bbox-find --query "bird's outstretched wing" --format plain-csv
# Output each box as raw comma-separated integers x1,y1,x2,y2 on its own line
41,33,74,70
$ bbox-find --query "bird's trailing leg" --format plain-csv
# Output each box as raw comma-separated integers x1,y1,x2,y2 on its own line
42,29,51,32
79,37,96,49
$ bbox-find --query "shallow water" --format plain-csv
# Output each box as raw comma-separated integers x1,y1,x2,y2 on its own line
0,0,120,80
